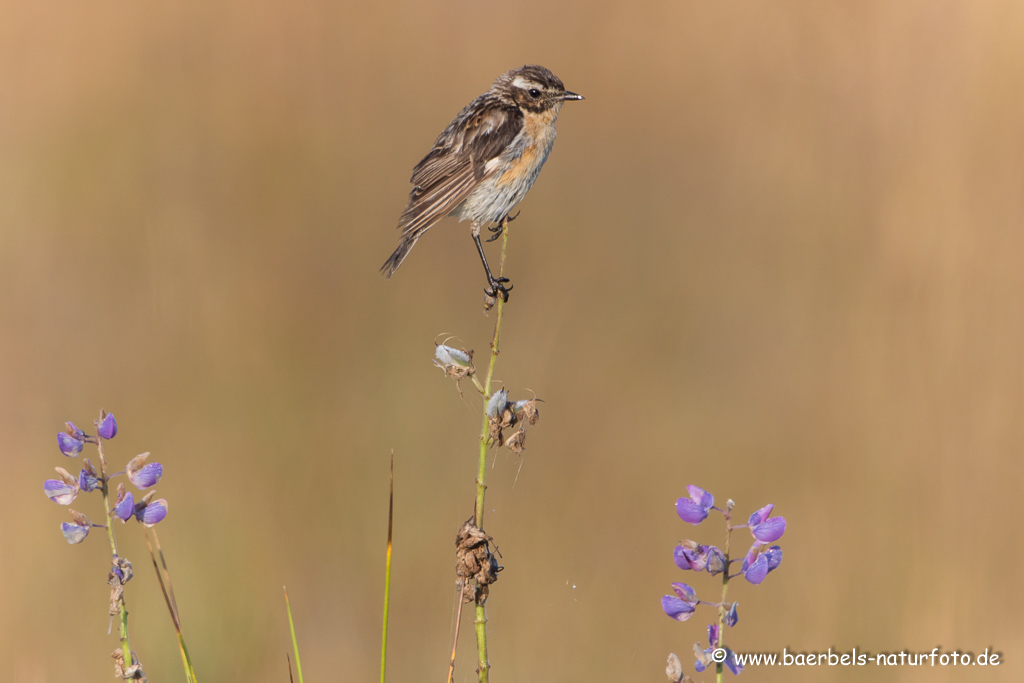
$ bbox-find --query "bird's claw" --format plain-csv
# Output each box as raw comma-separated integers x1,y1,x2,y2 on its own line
485,212,520,242
485,223,504,242
485,277,513,302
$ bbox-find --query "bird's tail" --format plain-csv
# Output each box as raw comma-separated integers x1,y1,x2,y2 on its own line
380,231,421,278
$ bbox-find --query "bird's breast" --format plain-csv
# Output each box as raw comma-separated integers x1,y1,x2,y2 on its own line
458,110,560,225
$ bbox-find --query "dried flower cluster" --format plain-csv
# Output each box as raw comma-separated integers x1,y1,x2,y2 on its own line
485,389,540,454
455,518,502,603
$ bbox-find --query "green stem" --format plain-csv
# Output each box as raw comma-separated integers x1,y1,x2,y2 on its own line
473,220,510,683
717,506,733,683
97,444,133,668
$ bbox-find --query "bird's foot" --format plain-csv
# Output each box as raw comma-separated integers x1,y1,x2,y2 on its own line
485,276,513,303
485,212,520,242
485,223,504,242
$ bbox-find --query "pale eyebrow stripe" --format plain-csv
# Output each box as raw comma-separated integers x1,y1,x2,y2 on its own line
511,76,540,90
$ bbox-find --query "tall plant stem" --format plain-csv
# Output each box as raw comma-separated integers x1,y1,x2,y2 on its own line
97,442,133,667
472,219,510,683
717,506,734,683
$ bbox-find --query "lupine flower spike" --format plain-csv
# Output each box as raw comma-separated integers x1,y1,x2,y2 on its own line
43,412,171,680
662,485,787,676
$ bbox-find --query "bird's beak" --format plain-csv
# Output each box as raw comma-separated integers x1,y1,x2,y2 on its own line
562,90,585,101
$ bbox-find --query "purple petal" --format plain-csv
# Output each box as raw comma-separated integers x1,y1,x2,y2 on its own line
44,479,78,505
724,648,744,675
694,647,712,673
765,545,783,572
57,432,83,457
673,544,695,571
65,421,86,439
78,468,100,492
673,544,708,571
748,503,774,527
136,498,168,526
726,602,739,627
708,623,720,648
61,522,90,544
741,543,758,572
675,498,710,524
751,515,786,543
671,582,698,606
686,485,714,510
128,462,163,489
744,554,769,584
114,491,135,521
661,595,696,621
97,412,117,440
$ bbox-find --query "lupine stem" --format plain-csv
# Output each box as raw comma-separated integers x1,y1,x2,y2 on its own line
97,441,133,668
717,505,734,683
472,218,510,683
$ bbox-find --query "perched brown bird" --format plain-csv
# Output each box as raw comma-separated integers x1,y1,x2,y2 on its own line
381,65,583,300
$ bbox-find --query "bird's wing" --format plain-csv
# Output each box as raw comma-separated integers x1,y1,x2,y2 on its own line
398,99,523,237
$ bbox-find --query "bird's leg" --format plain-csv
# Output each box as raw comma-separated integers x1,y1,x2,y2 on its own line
485,211,520,242
472,221,512,301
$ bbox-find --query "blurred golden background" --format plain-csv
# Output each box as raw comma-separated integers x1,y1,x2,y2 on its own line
3,1,1023,681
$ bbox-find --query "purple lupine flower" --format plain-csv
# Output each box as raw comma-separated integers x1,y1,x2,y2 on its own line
78,460,101,492
748,504,786,542
662,582,699,621
125,453,163,489
694,643,713,673
61,521,90,544
764,545,783,571
61,510,93,544
676,485,714,524
134,497,168,527
722,648,744,675
705,546,726,576
65,421,86,440
96,412,117,440
113,485,135,522
742,544,783,584
57,431,84,458
674,541,710,571
694,622,743,675
486,388,509,418
693,624,719,673
44,467,80,505
725,602,739,627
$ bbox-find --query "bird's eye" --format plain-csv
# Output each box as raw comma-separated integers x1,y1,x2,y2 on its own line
528,88,541,98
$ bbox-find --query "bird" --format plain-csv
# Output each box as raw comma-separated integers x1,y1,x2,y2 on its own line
381,65,583,301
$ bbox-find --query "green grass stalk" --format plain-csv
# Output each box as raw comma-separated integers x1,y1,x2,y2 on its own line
145,528,197,682
380,452,395,683
284,587,304,683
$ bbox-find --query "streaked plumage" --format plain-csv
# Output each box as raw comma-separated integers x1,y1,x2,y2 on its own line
382,65,583,298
